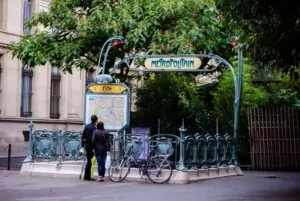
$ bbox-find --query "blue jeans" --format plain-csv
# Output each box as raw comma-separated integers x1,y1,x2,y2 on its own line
95,151,107,177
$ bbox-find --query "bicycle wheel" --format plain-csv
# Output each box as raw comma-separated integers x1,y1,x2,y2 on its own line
109,158,130,182
146,157,172,184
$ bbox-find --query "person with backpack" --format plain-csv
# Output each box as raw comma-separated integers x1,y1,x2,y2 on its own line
92,121,110,182
81,115,98,181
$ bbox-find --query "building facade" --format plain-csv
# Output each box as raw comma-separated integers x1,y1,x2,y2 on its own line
0,0,91,155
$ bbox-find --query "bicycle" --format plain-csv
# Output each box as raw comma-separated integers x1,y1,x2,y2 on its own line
108,139,172,184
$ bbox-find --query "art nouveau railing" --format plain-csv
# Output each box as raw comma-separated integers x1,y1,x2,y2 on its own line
112,132,236,170
24,121,236,170
24,122,84,163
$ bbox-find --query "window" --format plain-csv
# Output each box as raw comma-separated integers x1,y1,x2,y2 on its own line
0,0,4,29
23,0,32,34
85,69,95,87
21,65,33,117
0,55,2,115
50,66,60,119
0,54,2,93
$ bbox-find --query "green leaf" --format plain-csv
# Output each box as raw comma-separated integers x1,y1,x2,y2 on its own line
12,0,227,73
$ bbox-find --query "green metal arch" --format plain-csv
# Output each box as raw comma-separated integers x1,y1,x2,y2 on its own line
111,53,239,164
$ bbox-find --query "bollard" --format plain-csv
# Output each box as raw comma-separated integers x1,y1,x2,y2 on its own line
7,144,11,171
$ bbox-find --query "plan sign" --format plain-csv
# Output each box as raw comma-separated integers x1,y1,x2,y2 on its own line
84,84,130,131
144,57,201,70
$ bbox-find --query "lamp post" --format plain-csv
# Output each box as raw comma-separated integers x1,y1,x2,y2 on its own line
227,36,243,165
23,121,34,162
96,36,124,75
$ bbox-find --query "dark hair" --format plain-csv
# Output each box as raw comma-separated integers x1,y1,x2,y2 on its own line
91,115,98,123
97,121,104,130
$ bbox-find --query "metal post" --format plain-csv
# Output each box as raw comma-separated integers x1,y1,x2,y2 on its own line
216,118,219,134
177,119,187,171
24,121,34,162
7,144,11,170
213,140,218,168
157,119,161,134
213,118,219,168
191,137,198,170
102,43,113,75
118,130,122,160
202,136,208,169
233,45,243,165
96,36,124,75
57,130,63,166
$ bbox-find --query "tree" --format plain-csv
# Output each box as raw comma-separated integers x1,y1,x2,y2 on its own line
213,57,271,130
267,67,300,109
135,73,215,134
215,0,300,70
12,0,228,73
213,57,271,164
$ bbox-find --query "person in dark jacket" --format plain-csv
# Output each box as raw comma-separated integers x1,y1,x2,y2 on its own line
92,121,110,182
81,115,98,181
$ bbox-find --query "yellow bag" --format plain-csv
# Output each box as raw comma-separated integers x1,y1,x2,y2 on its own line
91,155,96,177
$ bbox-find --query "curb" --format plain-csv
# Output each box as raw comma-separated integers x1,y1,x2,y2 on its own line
0,155,26,159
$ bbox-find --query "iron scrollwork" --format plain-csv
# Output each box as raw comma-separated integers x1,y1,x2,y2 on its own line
32,130,60,161
61,131,83,160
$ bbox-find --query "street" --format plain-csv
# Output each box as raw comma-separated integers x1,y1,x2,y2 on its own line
0,156,25,171
0,171,300,201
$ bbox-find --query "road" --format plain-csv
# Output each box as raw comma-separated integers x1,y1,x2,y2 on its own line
0,156,25,171
0,171,300,201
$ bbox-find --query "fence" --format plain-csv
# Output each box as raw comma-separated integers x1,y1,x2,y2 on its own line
24,121,236,170
248,107,300,170
23,122,84,163
112,132,236,170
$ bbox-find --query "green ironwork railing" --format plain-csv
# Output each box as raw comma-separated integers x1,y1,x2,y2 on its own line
24,121,84,163
24,121,236,171
111,123,236,171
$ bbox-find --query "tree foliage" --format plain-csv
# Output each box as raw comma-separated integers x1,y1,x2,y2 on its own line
213,57,271,132
267,67,300,109
135,73,215,134
11,0,228,73
216,0,300,69
213,57,271,164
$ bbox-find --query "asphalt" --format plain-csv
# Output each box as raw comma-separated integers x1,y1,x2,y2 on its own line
0,171,300,201
0,156,25,171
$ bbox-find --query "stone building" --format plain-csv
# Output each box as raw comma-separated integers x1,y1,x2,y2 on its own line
0,0,91,155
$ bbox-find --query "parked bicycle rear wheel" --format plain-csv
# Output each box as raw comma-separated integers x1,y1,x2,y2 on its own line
147,158,172,184
109,158,130,182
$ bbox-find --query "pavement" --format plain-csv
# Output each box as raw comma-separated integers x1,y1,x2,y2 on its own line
0,171,300,201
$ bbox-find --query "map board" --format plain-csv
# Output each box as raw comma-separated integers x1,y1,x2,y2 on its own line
84,84,130,131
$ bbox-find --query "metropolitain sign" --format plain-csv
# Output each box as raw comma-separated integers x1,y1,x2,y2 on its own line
144,57,201,70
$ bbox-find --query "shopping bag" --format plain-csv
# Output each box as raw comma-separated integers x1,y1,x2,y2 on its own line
105,154,111,169
91,155,96,176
